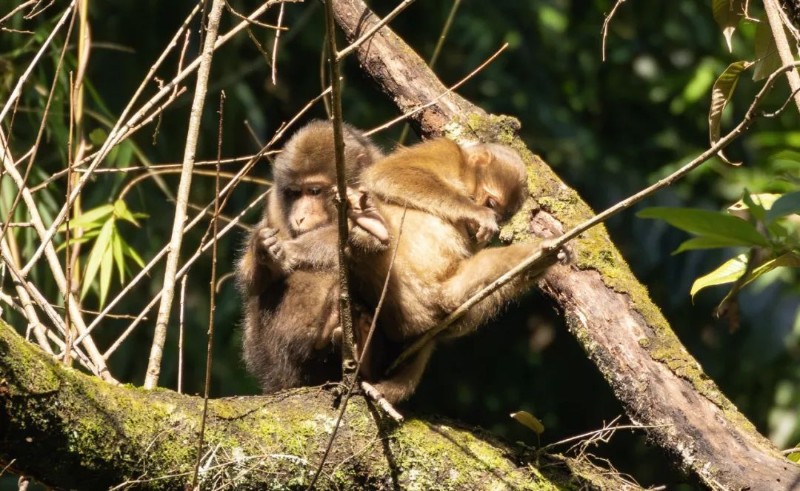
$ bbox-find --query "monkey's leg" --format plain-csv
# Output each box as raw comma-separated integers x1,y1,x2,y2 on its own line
374,341,436,403
440,242,560,337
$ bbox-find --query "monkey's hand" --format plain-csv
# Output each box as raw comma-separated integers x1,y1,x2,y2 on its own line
253,227,298,274
345,188,390,245
466,208,500,245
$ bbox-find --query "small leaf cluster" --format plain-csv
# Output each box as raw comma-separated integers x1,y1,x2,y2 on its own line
58,200,146,307
639,190,800,301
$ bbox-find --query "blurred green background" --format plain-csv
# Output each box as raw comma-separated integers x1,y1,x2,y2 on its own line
1,1,799,488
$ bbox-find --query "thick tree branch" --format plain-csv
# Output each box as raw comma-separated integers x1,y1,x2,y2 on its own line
0,320,625,489
331,1,800,489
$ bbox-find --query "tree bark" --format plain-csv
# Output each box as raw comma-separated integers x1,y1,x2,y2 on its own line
0,320,636,490
330,1,800,490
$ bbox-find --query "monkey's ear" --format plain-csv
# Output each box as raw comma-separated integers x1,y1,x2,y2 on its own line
466,145,493,167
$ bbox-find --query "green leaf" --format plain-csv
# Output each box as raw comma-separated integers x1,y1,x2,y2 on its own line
709,61,751,165
81,219,114,301
112,199,141,226
111,228,126,283
122,241,146,268
510,411,545,435
712,0,745,52
690,254,748,298
766,191,800,224
57,204,114,233
638,207,769,247
753,18,782,81
674,236,755,254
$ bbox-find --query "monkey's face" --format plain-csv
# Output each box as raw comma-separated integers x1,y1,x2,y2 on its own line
284,176,335,236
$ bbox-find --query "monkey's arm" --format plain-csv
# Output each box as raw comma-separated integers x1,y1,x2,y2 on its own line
440,241,562,337
363,165,498,242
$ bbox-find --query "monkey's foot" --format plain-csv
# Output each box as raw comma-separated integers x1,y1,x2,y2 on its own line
344,187,390,244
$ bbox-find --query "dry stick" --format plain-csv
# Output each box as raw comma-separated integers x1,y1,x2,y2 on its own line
763,0,800,112
0,1,77,244
190,91,224,490
0,241,52,354
144,0,226,390
306,208,408,490
21,1,286,276
270,2,285,84
397,0,460,145
177,275,187,394
101,191,267,359
71,86,331,355
64,71,75,367
323,0,358,379
335,0,415,61
364,43,508,137
0,130,113,381
601,0,626,62
390,61,800,372
0,238,94,369
0,1,37,25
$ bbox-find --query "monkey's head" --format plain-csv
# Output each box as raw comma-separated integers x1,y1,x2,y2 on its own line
464,143,528,222
273,120,383,236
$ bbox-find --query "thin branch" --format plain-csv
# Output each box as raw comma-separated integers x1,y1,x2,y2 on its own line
764,0,800,112
191,90,224,490
323,0,357,378
390,61,800,371
271,2,285,84
21,1,289,276
397,0,461,145
601,0,626,62
144,0,226,389
365,43,508,137
70,85,331,355
177,275,187,394
335,0,415,61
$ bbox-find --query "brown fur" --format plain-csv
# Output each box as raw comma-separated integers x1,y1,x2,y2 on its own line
350,138,561,403
235,120,384,392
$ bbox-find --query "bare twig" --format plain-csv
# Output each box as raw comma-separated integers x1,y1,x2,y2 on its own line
335,0,415,61
177,275,187,394
21,1,288,276
72,85,331,355
763,0,800,112
144,0,226,390
0,1,37,25
601,0,626,62
271,2,285,84
307,208,408,489
390,61,800,371
323,0,357,378
397,0,461,145
191,90,224,490
365,43,508,137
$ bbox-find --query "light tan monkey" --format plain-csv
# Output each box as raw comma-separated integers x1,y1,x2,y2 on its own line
349,138,564,403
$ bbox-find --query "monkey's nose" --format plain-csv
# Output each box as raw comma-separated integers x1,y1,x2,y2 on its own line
295,216,305,226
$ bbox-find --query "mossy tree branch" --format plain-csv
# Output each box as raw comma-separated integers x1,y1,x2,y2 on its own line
0,320,624,489
330,1,800,489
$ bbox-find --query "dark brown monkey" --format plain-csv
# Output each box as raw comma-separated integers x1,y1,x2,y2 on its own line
236,120,386,393
349,138,563,403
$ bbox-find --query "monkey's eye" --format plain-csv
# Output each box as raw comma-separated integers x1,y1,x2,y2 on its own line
486,197,499,210
307,186,323,196
285,188,302,199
